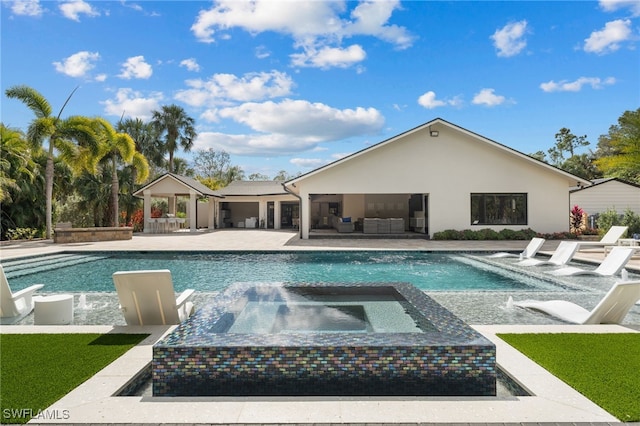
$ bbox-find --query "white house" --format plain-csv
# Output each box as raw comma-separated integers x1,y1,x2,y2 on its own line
284,118,591,239
134,173,222,232
215,180,299,229
570,178,640,218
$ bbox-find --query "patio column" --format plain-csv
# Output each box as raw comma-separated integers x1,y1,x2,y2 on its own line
189,190,197,232
300,192,310,239
258,200,266,229
207,197,215,230
274,201,282,230
168,196,176,215
143,189,152,233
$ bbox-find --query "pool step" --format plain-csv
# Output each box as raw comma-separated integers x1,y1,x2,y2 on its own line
2,253,78,269
2,254,108,279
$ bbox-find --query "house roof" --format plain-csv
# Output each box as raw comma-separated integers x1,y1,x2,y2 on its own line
284,118,592,188
133,173,223,198
570,177,640,193
217,180,289,196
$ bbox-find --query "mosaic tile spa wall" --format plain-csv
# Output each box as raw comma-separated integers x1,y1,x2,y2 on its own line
153,282,496,396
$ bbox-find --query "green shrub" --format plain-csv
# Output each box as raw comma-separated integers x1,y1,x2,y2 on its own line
461,229,478,240
622,209,640,235
433,228,555,240
596,208,622,235
6,228,41,240
432,229,463,240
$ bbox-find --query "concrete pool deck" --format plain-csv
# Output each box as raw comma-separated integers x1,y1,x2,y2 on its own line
1,230,639,425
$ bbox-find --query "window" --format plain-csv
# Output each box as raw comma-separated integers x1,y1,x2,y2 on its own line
471,193,527,225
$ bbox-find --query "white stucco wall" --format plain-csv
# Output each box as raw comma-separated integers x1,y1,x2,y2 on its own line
570,181,640,216
290,123,581,238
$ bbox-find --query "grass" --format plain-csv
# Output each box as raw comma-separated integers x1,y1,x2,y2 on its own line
0,333,148,424
498,333,640,422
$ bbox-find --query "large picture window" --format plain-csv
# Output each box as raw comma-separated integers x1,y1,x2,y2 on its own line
471,193,527,225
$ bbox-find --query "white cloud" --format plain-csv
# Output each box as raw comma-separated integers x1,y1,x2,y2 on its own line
540,76,616,92
52,51,100,78
59,0,99,21
194,99,384,156
290,44,366,69
255,45,271,59
472,88,507,107
175,70,294,107
190,0,413,69
8,0,43,16
195,132,316,155
101,88,163,121
180,58,201,72
417,91,446,109
599,0,640,16
290,157,331,169
491,20,528,57
584,19,632,54
342,0,414,49
118,56,153,79
95,73,107,82
217,99,384,141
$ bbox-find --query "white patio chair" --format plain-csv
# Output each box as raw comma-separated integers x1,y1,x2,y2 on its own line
488,237,545,259
112,269,195,326
514,280,640,324
1,265,44,323
576,226,628,251
550,246,634,277
516,241,579,267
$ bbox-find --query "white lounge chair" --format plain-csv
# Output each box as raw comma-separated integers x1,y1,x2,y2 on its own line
576,226,628,250
516,241,579,267
550,246,634,277
112,269,195,326
514,280,640,324
488,237,545,259
0,265,44,323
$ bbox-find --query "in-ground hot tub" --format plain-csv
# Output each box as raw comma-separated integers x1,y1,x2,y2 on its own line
153,282,496,396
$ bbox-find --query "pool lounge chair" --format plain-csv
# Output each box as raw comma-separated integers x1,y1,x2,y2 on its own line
576,225,628,251
112,269,195,326
516,241,579,267
514,280,640,324
488,237,545,259
0,265,44,323
550,246,634,277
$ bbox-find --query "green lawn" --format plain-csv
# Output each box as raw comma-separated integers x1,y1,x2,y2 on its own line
498,333,640,422
0,333,148,424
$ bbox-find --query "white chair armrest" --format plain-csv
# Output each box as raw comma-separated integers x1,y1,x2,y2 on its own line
176,289,195,308
12,284,44,301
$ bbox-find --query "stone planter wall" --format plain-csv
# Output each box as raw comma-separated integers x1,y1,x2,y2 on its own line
53,227,133,244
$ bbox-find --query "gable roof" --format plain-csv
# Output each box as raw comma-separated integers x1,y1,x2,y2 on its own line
285,118,592,187
570,177,640,193
217,180,289,196
133,173,222,198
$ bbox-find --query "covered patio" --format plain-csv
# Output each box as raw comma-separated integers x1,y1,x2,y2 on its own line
133,173,222,233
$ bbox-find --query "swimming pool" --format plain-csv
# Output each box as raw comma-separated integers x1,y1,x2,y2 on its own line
3,251,565,293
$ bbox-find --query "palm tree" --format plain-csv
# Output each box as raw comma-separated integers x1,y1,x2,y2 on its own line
150,104,197,173
93,118,149,227
0,125,35,203
4,85,97,238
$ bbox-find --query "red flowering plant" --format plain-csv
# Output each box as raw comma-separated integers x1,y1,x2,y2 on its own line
128,209,145,232
569,205,586,235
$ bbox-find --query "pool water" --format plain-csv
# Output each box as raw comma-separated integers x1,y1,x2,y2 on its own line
221,285,428,334
3,251,562,293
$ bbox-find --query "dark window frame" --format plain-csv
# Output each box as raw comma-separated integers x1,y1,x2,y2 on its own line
471,193,528,226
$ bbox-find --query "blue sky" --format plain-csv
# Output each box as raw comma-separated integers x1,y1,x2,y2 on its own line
2,0,639,178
